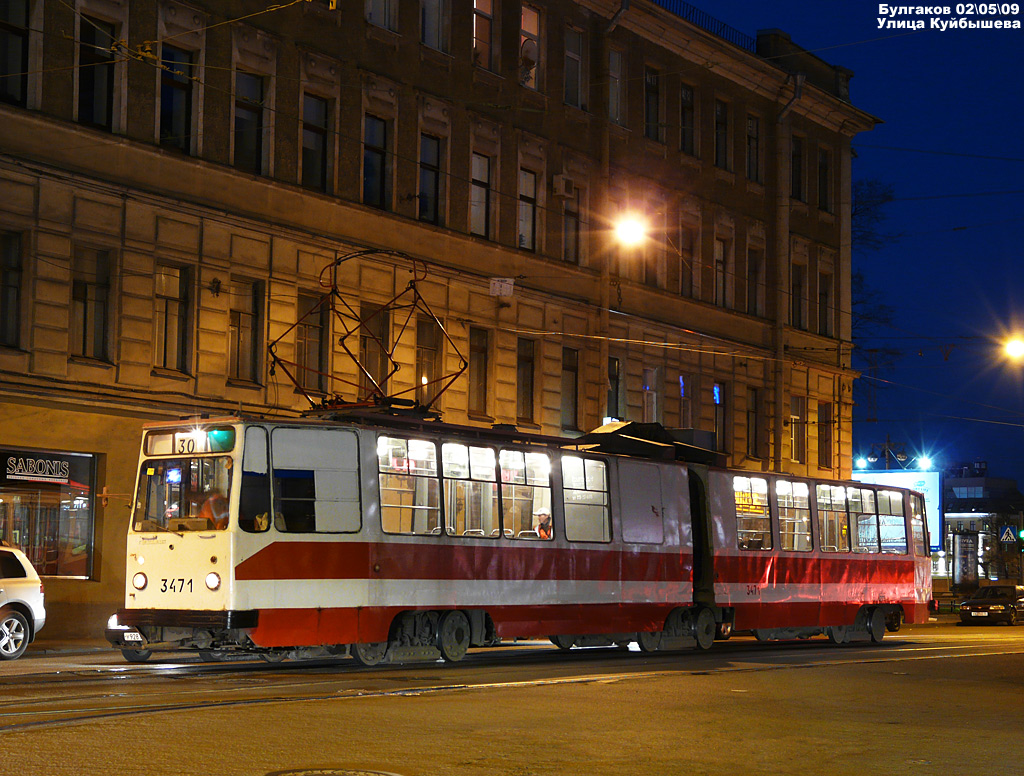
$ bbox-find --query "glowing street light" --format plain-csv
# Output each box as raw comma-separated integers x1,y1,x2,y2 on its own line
918,456,932,470
1005,338,1024,360
614,215,647,247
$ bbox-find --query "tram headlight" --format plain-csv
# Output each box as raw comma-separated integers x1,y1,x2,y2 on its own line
205,572,221,591
132,572,148,590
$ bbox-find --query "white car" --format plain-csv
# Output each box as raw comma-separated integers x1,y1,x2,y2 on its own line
0,545,46,660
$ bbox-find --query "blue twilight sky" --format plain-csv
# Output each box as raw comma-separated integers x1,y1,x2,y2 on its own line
693,1,1024,477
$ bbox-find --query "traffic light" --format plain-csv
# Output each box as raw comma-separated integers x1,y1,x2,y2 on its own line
1019,528,1024,551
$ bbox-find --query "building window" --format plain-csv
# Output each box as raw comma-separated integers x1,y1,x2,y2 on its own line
818,271,833,336
468,326,489,415
516,338,535,422
71,247,110,361
818,402,833,469
421,0,449,53
302,94,329,191
791,263,806,329
78,17,116,130
155,265,190,372
160,45,193,152
679,374,693,428
0,233,22,348
520,5,541,89
517,168,537,251
563,186,581,263
791,136,805,201
714,100,729,169
229,280,262,383
746,115,760,182
472,0,493,69
642,367,659,423
470,152,491,238
607,357,621,421
359,304,391,397
564,27,583,109
643,67,662,142
746,248,764,317
366,0,398,31
679,84,695,155
713,382,726,452
677,224,694,298
746,387,760,458
296,293,327,393
418,134,442,224
561,347,579,430
416,317,442,406
608,49,624,125
363,114,389,209
790,395,806,463
0,0,29,106
714,238,728,307
0,447,96,577
818,147,832,212
234,71,265,174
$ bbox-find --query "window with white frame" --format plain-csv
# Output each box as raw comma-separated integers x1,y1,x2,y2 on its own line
517,168,537,250
563,27,584,109
71,246,111,361
155,264,190,372
418,133,442,224
0,232,22,348
366,0,398,31
643,67,663,142
420,0,449,53
470,152,492,238
472,0,493,69
679,84,696,155
160,45,194,152
379,436,440,535
234,71,265,174
562,456,610,542
442,442,499,537
519,5,541,88
228,279,263,383
789,395,806,463
714,100,730,169
734,476,771,550
0,0,29,106
608,48,625,125
302,93,329,191
78,16,116,130
777,480,811,551
363,114,389,209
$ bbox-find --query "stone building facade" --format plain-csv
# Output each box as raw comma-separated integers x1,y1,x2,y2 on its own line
0,0,875,637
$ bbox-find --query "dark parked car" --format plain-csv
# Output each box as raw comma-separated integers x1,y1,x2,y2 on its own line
959,585,1024,625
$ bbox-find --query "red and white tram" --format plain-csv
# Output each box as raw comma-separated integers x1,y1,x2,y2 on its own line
105,414,931,664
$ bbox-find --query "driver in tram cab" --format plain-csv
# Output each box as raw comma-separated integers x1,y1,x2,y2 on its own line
534,507,553,540
198,489,229,530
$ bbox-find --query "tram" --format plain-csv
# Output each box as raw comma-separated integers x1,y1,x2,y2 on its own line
105,413,931,664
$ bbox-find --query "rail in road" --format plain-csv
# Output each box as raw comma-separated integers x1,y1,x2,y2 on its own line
2,625,1023,734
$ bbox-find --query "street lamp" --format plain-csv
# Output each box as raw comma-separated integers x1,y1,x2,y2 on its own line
614,214,647,247
1004,338,1024,360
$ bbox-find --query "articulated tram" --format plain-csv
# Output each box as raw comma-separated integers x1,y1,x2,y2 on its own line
105,414,931,664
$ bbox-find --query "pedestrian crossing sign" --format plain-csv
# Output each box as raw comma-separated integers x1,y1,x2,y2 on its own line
999,526,1016,543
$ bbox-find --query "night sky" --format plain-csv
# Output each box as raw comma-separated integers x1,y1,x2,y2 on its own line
698,1,1024,477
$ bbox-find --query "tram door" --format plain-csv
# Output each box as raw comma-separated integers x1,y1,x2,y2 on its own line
689,469,715,607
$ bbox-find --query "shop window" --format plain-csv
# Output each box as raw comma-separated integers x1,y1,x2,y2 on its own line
562,456,610,542
734,476,771,550
0,448,95,577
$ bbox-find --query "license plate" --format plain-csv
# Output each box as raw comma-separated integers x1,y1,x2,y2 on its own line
971,611,988,617
123,631,143,642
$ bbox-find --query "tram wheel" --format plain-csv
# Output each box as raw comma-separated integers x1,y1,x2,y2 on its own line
693,607,716,651
868,609,886,643
549,634,576,650
351,641,389,667
636,631,662,652
436,610,471,663
121,648,152,663
886,610,903,633
827,625,851,645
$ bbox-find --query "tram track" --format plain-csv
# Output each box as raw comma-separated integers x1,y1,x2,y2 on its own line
3,632,1024,734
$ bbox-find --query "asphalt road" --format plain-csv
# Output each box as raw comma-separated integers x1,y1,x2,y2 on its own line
2,619,1022,776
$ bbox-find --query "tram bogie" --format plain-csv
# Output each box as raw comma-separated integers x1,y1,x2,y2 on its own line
106,415,931,664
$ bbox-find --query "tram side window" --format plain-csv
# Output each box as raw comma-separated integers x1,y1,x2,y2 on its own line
877,490,907,554
500,449,553,540
379,436,441,535
815,484,850,552
562,456,610,542
777,480,811,551
848,487,879,553
909,494,927,555
272,428,361,533
734,476,771,550
239,426,271,532
442,443,500,537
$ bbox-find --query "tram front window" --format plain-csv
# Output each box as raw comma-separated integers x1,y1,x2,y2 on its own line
133,457,233,532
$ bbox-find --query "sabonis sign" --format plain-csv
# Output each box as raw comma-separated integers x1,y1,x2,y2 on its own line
3,452,74,485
